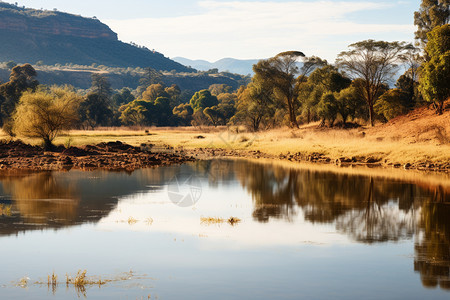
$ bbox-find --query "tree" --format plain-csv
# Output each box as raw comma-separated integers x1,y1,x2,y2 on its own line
418,24,450,114
79,74,114,128
231,83,275,131
217,93,237,123
204,107,224,126
335,82,367,125
374,89,413,121
298,65,350,124
79,94,113,129
141,84,169,102
317,92,339,126
90,73,112,100
154,97,173,126
112,88,135,106
414,0,450,48
253,51,305,127
189,90,219,113
119,100,151,126
337,40,412,126
208,84,233,96
138,67,164,94
12,86,82,150
0,63,39,126
173,103,193,126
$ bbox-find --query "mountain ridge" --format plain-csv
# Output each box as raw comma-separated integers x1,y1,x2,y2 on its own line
0,3,192,72
173,57,261,75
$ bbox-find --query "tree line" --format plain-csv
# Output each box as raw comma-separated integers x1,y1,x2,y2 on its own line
0,0,448,149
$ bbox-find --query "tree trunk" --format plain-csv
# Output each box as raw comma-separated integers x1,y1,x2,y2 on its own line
368,103,375,127
435,101,444,115
43,138,54,151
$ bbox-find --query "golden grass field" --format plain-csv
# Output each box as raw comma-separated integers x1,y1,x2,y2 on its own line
1,101,449,168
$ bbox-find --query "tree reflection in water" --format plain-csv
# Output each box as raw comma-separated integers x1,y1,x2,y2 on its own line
232,160,450,290
2,172,79,225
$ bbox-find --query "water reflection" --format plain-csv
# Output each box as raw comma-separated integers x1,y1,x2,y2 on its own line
230,160,450,291
415,201,450,290
0,160,449,293
3,172,79,225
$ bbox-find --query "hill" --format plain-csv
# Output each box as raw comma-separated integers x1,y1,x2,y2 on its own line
0,64,250,91
0,3,192,72
173,57,260,75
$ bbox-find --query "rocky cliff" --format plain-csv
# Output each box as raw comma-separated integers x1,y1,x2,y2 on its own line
0,3,117,40
0,3,191,71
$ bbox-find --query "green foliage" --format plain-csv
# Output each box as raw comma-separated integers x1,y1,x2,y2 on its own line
119,100,150,126
189,90,219,113
90,73,112,99
335,83,367,124
217,93,237,123
253,52,305,128
173,103,193,126
0,63,39,126
317,92,339,126
12,86,82,149
204,107,224,126
419,24,450,114
298,65,350,125
337,40,412,126
79,93,114,129
141,84,169,102
414,0,450,48
231,83,275,131
208,84,233,96
112,88,135,106
154,97,173,126
374,89,414,121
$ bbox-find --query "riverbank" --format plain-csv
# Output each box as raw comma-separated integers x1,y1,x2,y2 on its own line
1,102,449,172
0,140,194,171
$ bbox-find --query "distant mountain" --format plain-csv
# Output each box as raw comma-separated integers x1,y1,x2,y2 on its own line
173,57,260,75
0,3,192,72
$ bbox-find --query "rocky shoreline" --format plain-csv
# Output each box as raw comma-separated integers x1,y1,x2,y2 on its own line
0,140,195,171
181,147,450,173
0,140,448,173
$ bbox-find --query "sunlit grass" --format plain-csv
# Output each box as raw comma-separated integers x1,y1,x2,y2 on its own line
200,216,242,225
200,217,225,224
0,204,12,216
1,118,448,167
127,216,138,225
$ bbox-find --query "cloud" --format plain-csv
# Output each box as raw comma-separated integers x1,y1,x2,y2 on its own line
104,1,414,62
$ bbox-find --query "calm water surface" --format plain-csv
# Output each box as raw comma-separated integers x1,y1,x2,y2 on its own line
0,159,449,299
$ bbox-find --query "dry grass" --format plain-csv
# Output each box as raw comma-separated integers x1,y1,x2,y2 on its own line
0,204,12,216
127,216,138,225
1,102,448,168
200,216,242,225
200,217,225,224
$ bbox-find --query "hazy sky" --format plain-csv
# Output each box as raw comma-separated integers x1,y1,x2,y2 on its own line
7,0,420,62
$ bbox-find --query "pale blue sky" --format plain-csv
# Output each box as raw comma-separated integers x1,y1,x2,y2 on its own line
6,1,420,62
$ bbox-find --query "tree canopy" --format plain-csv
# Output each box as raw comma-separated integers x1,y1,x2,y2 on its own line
414,0,450,48
13,86,82,150
418,24,450,114
337,40,413,126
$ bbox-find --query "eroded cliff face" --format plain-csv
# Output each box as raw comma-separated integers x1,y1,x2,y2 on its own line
0,4,117,40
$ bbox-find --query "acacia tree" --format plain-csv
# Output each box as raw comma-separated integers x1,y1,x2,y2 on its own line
253,51,305,128
337,40,412,126
419,24,450,114
414,0,450,48
13,86,82,150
